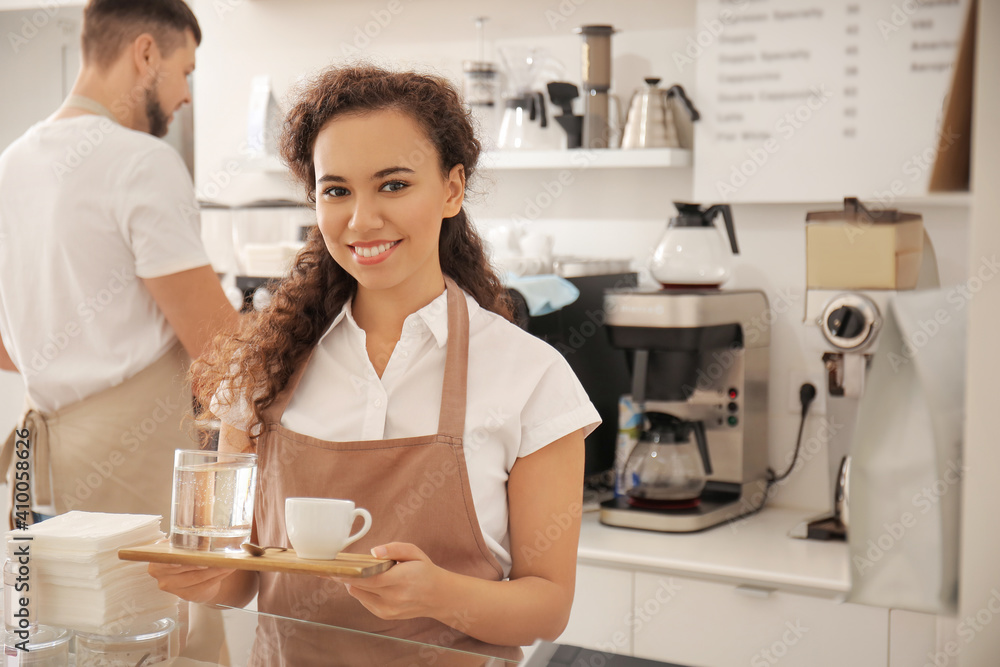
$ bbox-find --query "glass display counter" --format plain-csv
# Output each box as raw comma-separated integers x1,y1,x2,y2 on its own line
169,604,521,667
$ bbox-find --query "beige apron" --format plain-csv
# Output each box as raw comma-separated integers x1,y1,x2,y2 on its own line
248,278,522,666
0,342,197,529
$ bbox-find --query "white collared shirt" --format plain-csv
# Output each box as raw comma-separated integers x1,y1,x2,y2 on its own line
0,116,209,412
215,286,600,574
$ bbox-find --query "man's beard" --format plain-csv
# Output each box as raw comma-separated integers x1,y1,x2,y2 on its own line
144,85,169,138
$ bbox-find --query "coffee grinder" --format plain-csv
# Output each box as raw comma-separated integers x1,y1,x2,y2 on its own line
599,290,770,532
794,289,890,540
793,198,936,540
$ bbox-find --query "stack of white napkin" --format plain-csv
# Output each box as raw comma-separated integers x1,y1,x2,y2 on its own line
6,511,178,635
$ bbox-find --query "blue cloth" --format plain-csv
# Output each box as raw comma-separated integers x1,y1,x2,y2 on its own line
504,274,580,316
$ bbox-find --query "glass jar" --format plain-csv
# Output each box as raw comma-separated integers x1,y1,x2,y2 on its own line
2,625,72,667
462,60,501,149
74,618,174,667
462,60,499,107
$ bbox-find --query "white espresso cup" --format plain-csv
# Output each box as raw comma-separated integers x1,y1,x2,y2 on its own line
285,497,372,560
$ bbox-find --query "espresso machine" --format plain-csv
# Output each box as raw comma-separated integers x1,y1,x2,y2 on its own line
599,290,770,532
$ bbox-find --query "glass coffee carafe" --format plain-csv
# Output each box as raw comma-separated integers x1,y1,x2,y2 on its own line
650,202,740,288
624,412,713,508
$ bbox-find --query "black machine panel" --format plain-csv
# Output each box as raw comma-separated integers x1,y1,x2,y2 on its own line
510,272,638,477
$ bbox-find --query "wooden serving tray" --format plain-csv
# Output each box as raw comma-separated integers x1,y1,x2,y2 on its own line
118,543,394,577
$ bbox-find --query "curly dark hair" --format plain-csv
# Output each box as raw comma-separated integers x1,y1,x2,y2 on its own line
194,64,511,443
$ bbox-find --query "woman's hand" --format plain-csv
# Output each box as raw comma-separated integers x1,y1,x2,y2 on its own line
332,543,444,621
148,562,237,605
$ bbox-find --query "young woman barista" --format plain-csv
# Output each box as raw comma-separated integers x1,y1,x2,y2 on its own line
150,65,600,665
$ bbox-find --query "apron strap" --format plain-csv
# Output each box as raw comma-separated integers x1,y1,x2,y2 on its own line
1,410,51,527
25,410,53,514
438,277,469,440
62,95,118,123
0,427,16,529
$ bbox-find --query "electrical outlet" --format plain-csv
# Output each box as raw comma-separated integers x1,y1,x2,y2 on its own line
787,371,826,415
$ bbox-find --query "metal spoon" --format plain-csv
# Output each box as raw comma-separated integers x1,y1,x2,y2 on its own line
241,542,288,557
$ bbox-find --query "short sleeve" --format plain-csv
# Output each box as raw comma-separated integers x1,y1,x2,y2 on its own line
117,144,211,279
518,354,601,458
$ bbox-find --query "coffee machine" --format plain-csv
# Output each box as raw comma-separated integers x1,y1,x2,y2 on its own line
599,289,770,532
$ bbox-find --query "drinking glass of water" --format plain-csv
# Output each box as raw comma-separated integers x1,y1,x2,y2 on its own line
169,449,257,552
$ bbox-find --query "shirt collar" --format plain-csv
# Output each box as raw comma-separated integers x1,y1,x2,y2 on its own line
317,301,354,346
317,284,480,348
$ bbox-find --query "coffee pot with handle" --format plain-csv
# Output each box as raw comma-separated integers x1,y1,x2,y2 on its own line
650,202,740,288
623,412,713,506
622,79,700,150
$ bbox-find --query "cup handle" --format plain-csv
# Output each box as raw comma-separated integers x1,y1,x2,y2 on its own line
342,508,372,550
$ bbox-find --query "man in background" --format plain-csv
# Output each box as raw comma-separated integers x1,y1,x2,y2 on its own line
0,0,236,527
0,1,238,660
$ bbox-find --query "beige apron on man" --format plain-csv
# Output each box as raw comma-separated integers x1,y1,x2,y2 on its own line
0,342,230,662
248,278,522,666
0,341,196,527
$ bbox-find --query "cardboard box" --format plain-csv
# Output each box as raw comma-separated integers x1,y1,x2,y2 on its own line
929,0,975,192
806,198,924,290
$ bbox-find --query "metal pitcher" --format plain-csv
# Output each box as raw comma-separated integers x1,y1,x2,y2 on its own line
622,79,699,150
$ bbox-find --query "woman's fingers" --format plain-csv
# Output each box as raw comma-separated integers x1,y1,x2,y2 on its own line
148,563,236,601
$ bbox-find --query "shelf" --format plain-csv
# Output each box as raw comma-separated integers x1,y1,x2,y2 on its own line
481,148,692,170
729,192,972,208
242,149,692,173
892,192,972,207
243,155,287,173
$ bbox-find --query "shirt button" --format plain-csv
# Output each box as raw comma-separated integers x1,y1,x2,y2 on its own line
374,398,383,408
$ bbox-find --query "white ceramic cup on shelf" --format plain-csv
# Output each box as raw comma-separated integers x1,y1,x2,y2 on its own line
519,231,555,274
519,231,554,262
285,498,372,560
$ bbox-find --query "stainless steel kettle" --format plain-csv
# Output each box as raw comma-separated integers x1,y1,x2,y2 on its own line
622,79,700,150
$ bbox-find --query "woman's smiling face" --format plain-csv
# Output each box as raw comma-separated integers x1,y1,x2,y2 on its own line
313,109,464,298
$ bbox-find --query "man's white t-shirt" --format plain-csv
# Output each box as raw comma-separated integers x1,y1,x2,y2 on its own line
0,115,210,413
213,287,602,576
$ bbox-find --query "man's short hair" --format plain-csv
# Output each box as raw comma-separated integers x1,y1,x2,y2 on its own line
81,0,202,69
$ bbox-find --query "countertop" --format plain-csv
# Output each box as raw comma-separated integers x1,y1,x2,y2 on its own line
576,506,851,599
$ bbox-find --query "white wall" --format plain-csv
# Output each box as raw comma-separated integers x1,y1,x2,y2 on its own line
0,6,82,434
958,0,1000,663
0,5,80,149
187,0,971,513
0,0,974,512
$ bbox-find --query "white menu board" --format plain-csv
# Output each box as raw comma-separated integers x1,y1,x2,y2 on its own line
692,0,967,203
